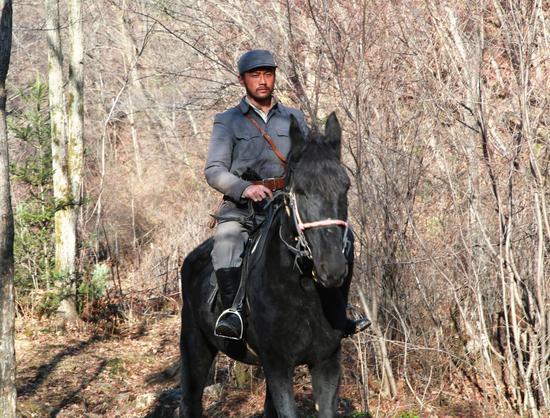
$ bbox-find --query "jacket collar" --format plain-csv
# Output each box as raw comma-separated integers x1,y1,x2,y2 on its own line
237,95,279,114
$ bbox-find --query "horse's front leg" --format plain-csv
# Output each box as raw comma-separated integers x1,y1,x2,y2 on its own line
263,364,298,418
310,348,342,418
263,382,278,418
179,321,217,418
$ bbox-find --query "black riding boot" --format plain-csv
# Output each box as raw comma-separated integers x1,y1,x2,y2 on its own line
319,286,371,337
344,304,371,337
215,267,243,339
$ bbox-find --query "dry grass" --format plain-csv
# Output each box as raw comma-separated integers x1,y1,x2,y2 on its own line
15,314,497,417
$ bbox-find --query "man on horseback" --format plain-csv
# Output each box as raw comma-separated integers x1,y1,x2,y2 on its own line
204,49,368,339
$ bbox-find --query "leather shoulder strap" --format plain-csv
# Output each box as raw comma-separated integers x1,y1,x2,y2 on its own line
243,113,287,167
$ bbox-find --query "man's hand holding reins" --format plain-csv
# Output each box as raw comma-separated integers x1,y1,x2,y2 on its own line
243,184,273,202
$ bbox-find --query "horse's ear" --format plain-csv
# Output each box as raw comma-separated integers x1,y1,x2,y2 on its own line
289,114,305,155
325,112,341,159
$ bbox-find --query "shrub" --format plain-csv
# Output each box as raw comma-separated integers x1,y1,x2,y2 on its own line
10,77,57,313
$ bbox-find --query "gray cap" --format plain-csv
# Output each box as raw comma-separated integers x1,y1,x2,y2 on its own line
237,49,277,75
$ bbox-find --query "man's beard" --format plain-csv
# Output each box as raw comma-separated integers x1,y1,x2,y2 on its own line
245,85,273,103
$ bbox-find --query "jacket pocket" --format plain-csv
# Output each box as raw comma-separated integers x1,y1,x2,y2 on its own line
234,130,263,161
273,124,291,157
275,120,290,137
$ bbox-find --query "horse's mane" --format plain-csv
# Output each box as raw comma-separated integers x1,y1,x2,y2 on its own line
286,130,350,197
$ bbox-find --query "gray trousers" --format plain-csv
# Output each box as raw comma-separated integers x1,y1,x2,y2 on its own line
211,198,267,271
211,220,250,271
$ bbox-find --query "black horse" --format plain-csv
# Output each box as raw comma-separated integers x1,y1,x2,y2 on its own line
180,113,354,417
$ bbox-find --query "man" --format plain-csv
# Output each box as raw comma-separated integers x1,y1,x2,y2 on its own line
205,49,368,339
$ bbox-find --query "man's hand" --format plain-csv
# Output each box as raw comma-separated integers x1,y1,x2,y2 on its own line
242,184,273,202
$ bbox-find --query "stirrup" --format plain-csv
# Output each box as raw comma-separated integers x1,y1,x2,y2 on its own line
214,308,244,340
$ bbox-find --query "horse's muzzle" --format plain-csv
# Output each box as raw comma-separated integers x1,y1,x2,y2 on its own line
316,262,348,288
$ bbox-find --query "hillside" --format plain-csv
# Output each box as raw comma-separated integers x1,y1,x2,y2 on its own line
5,0,550,416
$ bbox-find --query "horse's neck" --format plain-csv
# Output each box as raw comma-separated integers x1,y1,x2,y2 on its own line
264,211,309,283
254,211,321,318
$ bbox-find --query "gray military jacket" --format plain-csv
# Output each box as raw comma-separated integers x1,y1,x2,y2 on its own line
205,97,308,219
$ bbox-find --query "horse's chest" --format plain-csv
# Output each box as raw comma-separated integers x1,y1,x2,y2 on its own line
249,294,340,362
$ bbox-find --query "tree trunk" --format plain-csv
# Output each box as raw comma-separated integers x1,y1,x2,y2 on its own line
46,0,78,320
0,0,15,415
67,0,84,294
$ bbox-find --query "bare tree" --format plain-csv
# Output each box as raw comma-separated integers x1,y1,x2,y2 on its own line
67,0,84,259
0,0,15,415
45,0,84,320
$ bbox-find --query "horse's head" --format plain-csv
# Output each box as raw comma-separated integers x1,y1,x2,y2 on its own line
285,112,351,288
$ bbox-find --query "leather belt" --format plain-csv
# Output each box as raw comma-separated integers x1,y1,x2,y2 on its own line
252,177,285,191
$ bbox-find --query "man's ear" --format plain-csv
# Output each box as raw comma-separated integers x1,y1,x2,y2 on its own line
325,112,341,160
238,75,245,87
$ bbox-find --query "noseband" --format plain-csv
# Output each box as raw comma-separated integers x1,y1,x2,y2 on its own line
280,190,351,270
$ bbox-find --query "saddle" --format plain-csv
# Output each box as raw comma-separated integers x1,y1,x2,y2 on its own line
206,195,284,314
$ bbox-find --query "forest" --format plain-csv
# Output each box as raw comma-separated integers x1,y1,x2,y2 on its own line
0,0,549,417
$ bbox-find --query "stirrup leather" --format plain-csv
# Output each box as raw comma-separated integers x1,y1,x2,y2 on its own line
214,308,244,340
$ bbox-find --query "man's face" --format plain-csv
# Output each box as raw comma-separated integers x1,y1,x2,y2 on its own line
239,67,276,102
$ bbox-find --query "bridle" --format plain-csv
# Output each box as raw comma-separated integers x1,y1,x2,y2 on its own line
279,189,351,273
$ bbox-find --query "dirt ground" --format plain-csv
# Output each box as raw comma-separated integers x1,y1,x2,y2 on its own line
15,313,489,418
